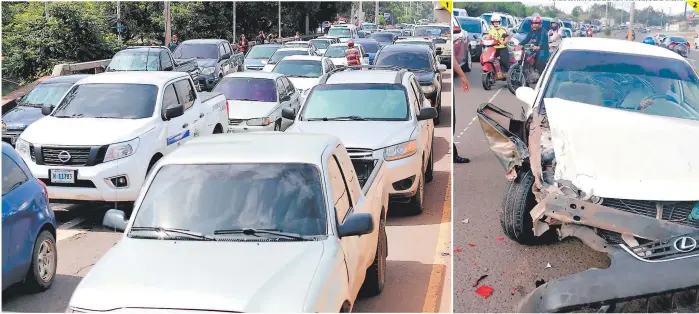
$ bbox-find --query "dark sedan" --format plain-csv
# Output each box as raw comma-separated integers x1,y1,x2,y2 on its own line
370,32,397,47
456,16,490,61
665,36,690,57
373,44,447,124
243,44,282,71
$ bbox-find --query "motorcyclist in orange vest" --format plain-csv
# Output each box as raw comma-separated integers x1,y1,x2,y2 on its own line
345,41,361,67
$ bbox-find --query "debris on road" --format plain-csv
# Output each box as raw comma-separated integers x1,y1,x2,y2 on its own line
545,262,552,269
512,285,526,296
462,218,469,224
454,248,463,253
535,279,546,288
472,275,488,287
441,252,450,256
475,285,494,298
468,243,476,247
497,237,504,241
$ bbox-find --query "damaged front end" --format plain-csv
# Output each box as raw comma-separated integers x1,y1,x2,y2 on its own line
476,98,699,312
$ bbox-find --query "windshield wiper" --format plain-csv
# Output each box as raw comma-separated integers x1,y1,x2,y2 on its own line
213,228,310,241
54,113,83,118
130,226,216,241
307,116,367,121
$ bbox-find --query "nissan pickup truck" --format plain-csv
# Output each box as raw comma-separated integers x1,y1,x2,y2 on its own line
67,133,390,313
106,46,201,91
14,71,228,204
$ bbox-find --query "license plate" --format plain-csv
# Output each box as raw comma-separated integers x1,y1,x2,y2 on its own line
50,169,75,184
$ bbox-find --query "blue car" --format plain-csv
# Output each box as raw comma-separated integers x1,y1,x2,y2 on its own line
354,39,380,65
2,142,57,292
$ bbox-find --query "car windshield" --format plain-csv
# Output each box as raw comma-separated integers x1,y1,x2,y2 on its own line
414,26,451,38
356,41,379,53
213,77,277,102
246,45,280,59
519,19,552,33
543,50,699,122
19,82,74,107
269,50,308,64
328,28,351,37
371,33,395,42
456,17,483,34
375,50,432,71
53,84,157,119
130,163,327,238
302,84,409,120
481,14,509,27
363,24,377,30
324,46,348,58
106,50,161,71
273,60,322,78
173,43,218,60
309,40,331,49
669,37,688,43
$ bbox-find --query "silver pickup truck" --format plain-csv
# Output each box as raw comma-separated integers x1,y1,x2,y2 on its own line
67,133,390,313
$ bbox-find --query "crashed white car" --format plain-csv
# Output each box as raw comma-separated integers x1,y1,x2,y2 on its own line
477,38,699,312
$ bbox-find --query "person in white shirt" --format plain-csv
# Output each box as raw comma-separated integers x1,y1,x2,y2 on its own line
548,21,562,55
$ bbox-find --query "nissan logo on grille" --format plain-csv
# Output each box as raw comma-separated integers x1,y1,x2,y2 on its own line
673,236,697,252
58,151,72,163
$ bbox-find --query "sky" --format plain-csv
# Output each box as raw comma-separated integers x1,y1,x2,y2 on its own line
524,1,690,15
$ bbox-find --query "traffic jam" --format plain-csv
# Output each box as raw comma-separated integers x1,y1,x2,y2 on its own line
1,10,453,314
453,6,699,313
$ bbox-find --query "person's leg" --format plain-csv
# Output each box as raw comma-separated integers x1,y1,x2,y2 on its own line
453,98,470,163
498,48,510,72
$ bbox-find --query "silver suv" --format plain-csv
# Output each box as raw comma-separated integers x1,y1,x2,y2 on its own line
283,66,437,215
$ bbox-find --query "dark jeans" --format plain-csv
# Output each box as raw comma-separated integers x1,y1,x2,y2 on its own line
496,48,510,72
453,98,461,157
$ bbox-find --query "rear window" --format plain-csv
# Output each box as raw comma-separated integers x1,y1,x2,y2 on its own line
375,49,432,71
456,17,483,34
481,14,509,27
273,60,323,78
53,84,157,119
309,39,331,49
301,84,409,121
356,41,379,53
269,50,308,64
213,77,277,102
324,46,347,58
414,26,451,38
107,50,160,71
371,33,395,42
669,37,688,43
246,45,280,59
173,44,218,60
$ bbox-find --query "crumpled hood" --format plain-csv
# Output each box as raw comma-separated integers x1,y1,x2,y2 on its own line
289,77,320,91
69,239,324,312
19,117,154,146
195,59,218,68
544,98,699,201
227,100,280,120
2,106,44,130
287,120,415,150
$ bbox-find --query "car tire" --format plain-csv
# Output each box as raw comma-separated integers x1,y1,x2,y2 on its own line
359,217,387,297
433,95,441,125
24,230,57,292
462,48,472,72
213,124,223,134
500,169,553,245
425,138,434,183
274,120,282,131
405,175,424,215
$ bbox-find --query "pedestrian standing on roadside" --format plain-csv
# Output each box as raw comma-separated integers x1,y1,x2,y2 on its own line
256,31,266,44
168,34,179,52
294,32,301,40
452,56,470,164
240,35,248,53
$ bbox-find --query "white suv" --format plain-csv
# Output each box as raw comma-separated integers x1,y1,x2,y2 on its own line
284,66,437,214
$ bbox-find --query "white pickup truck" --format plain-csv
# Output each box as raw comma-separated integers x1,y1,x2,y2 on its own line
14,72,228,204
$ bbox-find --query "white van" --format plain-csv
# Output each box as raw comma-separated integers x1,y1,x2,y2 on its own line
454,8,468,17
328,24,357,43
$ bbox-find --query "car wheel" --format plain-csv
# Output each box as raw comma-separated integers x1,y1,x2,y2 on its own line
463,48,472,72
213,124,223,134
405,175,424,215
24,231,57,292
359,217,387,297
501,169,555,245
274,120,282,131
425,137,434,183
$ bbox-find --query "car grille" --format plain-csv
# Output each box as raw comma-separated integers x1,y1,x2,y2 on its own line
229,119,245,126
625,231,699,262
601,198,699,229
39,178,96,188
41,146,91,166
346,147,374,159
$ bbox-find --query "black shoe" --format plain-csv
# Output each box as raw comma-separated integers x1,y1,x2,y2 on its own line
454,155,470,163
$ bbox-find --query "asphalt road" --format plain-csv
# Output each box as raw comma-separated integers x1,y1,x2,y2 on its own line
1,74,453,313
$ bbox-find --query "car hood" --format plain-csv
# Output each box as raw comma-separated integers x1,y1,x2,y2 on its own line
244,58,265,67
415,72,435,84
69,239,324,312
2,106,44,130
287,120,416,150
227,100,280,119
329,58,346,66
195,59,218,68
19,116,154,146
288,77,320,91
544,98,699,201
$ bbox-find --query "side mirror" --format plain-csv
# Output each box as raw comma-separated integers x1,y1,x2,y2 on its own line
163,65,174,71
337,212,374,238
515,86,536,107
102,209,128,231
281,107,296,120
437,64,447,72
165,103,185,120
417,107,438,120
280,94,291,102
41,104,55,116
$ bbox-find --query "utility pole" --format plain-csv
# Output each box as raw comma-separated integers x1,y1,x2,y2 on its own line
233,1,236,42
359,1,363,24
44,1,49,18
164,1,171,47
117,1,121,42
278,1,281,39
627,1,635,40
375,0,379,24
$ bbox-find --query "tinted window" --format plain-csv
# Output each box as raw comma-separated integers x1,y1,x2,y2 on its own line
328,28,351,37
213,77,277,102
107,50,160,71
309,39,331,49
328,156,351,222
174,79,196,110
456,17,483,34
173,44,218,60
2,154,28,196
302,84,409,120
223,42,232,54
53,84,157,119
246,45,280,59
160,51,173,69
356,41,379,53
19,82,74,107
544,50,699,121
273,60,323,78
414,26,451,37
131,163,327,237
375,49,432,71
269,50,309,64
324,46,348,58
162,84,179,113
371,33,395,42
562,21,573,29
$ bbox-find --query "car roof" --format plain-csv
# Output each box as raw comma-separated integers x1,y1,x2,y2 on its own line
181,39,228,44
397,37,432,42
275,47,309,52
223,71,285,79
559,37,685,61
75,71,187,86
162,133,338,165
252,44,283,48
417,24,450,28
325,70,404,85
285,41,309,44
279,55,324,62
456,16,484,22
43,74,90,84
354,39,380,44
379,44,432,53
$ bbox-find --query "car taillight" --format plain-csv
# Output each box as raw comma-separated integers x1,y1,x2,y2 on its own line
226,100,230,117
37,179,49,202
686,43,691,49
669,43,677,49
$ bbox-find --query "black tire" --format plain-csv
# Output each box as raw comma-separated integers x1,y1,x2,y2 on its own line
500,169,549,245
405,176,424,215
507,64,523,95
425,139,434,183
273,120,282,131
360,218,387,297
24,230,57,292
482,72,492,90
213,124,223,134
462,48,472,72
433,95,441,125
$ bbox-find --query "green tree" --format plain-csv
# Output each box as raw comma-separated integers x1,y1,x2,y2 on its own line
571,6,582,21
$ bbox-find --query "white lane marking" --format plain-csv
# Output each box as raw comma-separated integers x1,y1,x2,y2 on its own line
488,87,503,103
57,229,87,242
58,217,85,230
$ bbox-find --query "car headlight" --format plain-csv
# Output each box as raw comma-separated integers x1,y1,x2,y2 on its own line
384,140,417,161
421,85,436,94
247,117,272,126
104,138,139,163
201,67,216,75
15,138,30,158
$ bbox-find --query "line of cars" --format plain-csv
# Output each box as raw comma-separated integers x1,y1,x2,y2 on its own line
653,33,691,58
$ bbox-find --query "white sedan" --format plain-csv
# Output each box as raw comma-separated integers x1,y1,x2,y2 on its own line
271,55,334,100
323,43,370,67
262,48,313,72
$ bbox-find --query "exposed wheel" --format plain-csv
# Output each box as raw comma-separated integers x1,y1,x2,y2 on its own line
433,96,441,125
507,64,523,95
359,217,387,297
482,72,492,90
500,169,550,245
425,138,434,183
462,48,472,72
405,176,424,215
213,124,223,134
24,231,57,292
273,120,282,131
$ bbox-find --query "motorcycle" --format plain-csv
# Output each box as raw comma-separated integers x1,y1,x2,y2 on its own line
480,35,507,90
506,43,538,95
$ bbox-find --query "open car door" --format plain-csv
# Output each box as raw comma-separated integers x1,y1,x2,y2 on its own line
476,103,529,180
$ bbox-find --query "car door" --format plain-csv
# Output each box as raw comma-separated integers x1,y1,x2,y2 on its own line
359,45,369,65
174,78,205,136
2,153,34,288
327,153,363,298
408,76,430,168
162,81,195,153
282,76,301,112
218,43,231,75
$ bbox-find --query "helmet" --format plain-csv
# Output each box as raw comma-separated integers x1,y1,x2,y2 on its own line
491,14,502,25
642,37,655,45
347,41,355,47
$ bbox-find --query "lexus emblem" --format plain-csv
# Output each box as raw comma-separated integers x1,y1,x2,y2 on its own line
674,236,697,252
57,151,71,163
